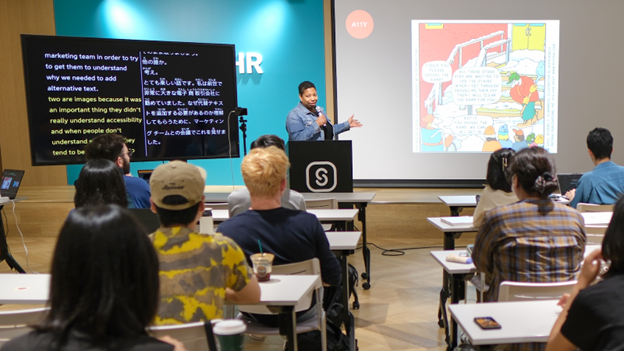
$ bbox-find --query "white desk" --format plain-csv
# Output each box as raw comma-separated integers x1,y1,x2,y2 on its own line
432,244,600,349
449,300,560,345
438,195,479,216
0,273,315,351
582,211,612,227
438,195,570,216
427,217,478,251
0,273,50,304
212,208,358,225
326,231,361,251
241,274,320,351
203,191,375,290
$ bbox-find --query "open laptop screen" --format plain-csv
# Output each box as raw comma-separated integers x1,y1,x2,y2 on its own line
557,173,583,195
137,170,153,183
1,170,25,199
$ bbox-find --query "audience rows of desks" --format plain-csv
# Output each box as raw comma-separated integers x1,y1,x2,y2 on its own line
430,245,601,348
206,191,376,290
429,195,610,349
0,230,362,351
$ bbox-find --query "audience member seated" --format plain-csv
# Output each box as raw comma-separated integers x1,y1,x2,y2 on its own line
228,134,306,217
148,161,260,325
0,205,186,351
74,159,128,208
85,133,151,208
547,195,624,351
566,127,624,208
472,147,586,303
473,148,518,227
217,146,341,327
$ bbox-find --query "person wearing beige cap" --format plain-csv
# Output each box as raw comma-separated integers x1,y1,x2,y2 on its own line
148,161,260,325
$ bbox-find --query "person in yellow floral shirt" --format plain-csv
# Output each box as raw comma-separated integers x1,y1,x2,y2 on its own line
148,161,260,325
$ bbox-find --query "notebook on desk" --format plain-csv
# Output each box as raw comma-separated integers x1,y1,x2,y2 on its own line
0,169,25,200
557,173,583,195
441,216,473,226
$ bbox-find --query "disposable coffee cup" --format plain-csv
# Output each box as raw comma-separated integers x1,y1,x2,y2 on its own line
213,319,246,351
199,208,214,234
250,253,274,282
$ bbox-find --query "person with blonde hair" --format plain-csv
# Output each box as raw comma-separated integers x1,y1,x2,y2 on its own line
218,146,340,327
228,134,306,217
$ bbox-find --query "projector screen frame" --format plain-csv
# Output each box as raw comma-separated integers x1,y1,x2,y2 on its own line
21,34,241,166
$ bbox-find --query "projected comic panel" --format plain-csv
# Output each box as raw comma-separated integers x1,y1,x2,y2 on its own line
412,21,559,153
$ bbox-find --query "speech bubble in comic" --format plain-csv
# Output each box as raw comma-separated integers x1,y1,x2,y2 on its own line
452,67,502,105
449,115,493,137
422,61,452,83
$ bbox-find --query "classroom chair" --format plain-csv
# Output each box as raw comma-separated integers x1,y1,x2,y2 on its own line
498,281,576,302
149,321,217,351
305,198,339,231
0,307,49,347
238,258,327,351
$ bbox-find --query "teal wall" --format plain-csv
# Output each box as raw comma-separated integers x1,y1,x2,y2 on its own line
54,0,326,185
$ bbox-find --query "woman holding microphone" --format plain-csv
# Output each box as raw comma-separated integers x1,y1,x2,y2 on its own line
286,81,362,141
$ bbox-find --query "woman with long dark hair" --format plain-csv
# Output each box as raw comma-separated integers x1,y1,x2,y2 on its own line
472,147,586,302
1,205,184,351
473,148,518,227
547,195,624,350
74,159,129,208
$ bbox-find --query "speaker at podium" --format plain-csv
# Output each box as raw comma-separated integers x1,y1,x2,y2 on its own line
286,141,353,193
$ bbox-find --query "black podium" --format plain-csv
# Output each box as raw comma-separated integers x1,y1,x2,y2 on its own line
286,141,353,193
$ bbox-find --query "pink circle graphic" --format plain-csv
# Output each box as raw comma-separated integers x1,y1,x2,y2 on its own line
346,10,374,39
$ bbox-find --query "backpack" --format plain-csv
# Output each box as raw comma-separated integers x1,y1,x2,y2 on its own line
324,264,360,326
293,319,351,351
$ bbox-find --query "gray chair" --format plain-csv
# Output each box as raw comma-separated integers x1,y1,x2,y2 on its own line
0,307,49,347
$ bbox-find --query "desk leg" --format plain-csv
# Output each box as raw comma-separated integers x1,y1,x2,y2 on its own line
278,307,298,351
439,231,463,348
449,274,466,349
0,205,25,273
358,203,371,290
450,206,463,217
338,250,356,351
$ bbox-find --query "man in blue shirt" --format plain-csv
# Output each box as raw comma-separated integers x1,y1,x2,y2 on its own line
285,81,362,141
566,128,624,208
85,133,151,208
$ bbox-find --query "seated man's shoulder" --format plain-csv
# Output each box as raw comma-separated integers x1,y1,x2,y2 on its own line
228,187,249,199
124,175,149,187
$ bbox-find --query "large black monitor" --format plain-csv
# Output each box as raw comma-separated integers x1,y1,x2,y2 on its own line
21,35,240,166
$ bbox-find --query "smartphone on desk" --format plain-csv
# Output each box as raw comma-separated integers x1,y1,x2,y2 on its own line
474,317,501,330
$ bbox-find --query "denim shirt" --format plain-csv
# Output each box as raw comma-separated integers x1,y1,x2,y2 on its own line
285,102,350,141
570,161,624,208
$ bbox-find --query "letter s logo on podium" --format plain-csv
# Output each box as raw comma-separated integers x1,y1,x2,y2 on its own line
305,161,337,192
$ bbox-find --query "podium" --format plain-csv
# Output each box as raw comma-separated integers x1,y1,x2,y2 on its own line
287,141,353,193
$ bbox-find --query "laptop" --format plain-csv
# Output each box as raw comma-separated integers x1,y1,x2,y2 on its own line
557,173,583,195
1,169,25,199
137,170,153,183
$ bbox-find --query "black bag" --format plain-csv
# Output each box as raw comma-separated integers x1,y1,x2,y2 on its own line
292,320,351,351
324,264,360,327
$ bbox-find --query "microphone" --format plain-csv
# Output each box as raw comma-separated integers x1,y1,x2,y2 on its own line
315,106,325,126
